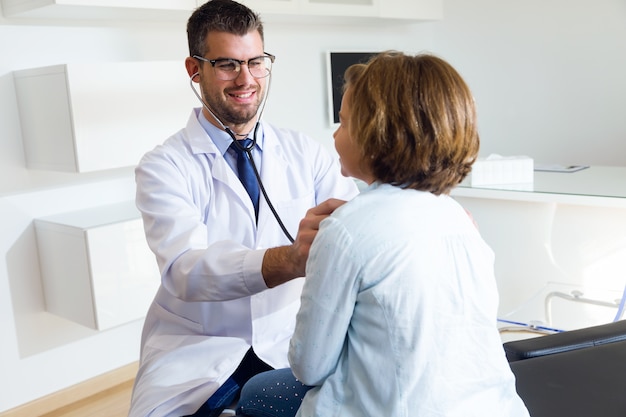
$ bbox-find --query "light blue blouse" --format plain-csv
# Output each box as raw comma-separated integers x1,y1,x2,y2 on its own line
289,182,530,417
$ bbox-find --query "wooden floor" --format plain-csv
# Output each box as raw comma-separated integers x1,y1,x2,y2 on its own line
0,362,137,417
40,379,134,417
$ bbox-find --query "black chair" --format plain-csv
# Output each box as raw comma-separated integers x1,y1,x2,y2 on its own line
503,320,626,417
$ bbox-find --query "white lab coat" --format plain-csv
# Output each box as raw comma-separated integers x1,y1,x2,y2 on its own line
128,109,359,417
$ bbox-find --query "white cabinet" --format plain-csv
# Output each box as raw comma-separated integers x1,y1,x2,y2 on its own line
377,0,442,20
0,0,199,20
243,0,442,21
35,201,160,330
13,61,196,172
241,0,298,14
2,0,442,21
451,167,626,334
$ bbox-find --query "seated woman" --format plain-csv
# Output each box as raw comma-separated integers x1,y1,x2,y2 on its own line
236,51,530,417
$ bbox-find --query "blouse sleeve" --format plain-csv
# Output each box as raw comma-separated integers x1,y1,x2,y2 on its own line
288,216,361,385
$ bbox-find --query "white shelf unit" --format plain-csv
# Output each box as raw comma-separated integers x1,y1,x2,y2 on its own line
300,0,442,20
451,166,626,342
240,0,299,14
453,166,626,209
35,201,160,330
13,61,196,173
0,0,200,20
2,0,442,21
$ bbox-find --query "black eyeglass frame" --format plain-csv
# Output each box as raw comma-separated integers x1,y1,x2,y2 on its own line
193,52,276,80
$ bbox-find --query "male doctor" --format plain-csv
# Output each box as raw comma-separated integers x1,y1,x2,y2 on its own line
127,1,358,416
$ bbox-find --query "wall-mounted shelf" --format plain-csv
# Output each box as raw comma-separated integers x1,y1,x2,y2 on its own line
243,0,442,21
1,0,442,22
0,0,199,20
35,201,160,330
13,61,196,173
453,166,626,209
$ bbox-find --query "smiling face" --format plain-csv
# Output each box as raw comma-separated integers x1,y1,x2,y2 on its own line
187,30,266,135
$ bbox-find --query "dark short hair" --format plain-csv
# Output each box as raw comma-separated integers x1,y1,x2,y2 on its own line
187,0,264,57
345,51,479,195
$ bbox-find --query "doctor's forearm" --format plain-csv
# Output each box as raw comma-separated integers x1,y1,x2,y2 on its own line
261,199,346,287
261,245,306,288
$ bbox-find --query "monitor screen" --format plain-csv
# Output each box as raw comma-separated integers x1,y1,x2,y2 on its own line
326,51,378,126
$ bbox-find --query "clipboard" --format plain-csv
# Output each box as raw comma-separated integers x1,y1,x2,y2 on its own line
534,164,589,173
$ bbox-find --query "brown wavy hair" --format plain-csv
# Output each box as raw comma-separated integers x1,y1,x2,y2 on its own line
344,51,479,195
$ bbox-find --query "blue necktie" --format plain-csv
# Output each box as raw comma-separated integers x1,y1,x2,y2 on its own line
230,139,259,218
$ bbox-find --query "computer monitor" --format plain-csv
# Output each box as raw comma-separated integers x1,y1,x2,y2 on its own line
326,51,378,126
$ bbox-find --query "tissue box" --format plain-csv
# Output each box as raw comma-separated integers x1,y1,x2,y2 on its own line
471,155,534,186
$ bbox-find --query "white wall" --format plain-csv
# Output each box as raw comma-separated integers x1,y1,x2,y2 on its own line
431,0,626,166
0,0,625,412
0,16,192,413
262,20,434,152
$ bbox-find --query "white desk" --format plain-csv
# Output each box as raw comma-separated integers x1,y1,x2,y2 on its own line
454,166,626,208
451,166,626,335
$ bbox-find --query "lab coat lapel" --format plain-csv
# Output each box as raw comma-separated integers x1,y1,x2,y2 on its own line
255,126,294,244
259,129,291,201
213,154,258,224
186,110,257,223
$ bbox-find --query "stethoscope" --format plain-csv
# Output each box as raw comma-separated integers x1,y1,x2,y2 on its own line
190,70,295,243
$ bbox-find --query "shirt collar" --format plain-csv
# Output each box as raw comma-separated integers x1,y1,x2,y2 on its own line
197,110,264,156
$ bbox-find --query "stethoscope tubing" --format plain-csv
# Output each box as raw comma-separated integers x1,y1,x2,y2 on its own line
190,70,295,243
225,124,294,243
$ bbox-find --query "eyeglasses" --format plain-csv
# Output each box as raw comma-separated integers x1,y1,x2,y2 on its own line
193,53,276,81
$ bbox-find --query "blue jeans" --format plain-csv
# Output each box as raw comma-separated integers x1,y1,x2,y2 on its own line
186,348,273,417
236,368,312,417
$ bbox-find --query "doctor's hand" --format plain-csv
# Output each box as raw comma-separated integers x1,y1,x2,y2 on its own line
261,198,348,288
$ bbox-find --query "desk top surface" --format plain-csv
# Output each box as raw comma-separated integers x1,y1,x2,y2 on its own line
453,166,626,207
